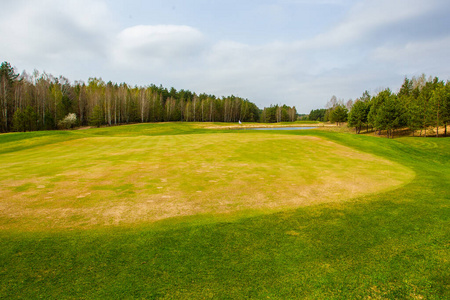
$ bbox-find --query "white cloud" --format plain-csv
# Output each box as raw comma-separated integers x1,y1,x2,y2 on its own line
0,0,117,82
370,36,450,76
305,0,436,49
192,41,303,98
168,0,449,109
111,25,205,69
0,0,113,64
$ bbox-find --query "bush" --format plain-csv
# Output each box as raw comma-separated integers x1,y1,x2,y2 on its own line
58,113,77,129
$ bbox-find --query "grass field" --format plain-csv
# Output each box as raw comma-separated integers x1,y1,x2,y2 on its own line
0,123,448,299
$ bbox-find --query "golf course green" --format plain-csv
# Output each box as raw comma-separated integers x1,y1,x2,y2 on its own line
0,123,448,299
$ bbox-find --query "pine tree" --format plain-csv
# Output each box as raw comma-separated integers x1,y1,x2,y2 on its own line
373,92,405,138
89,105,104,127
348,100,368,133
329,104,348,126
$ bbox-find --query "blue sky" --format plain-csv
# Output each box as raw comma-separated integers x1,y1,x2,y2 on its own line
1,0,449,113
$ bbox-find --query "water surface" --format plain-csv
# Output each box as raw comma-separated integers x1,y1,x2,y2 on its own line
243,127,317,130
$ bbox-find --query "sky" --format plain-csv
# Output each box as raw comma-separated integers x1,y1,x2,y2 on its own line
1,0,449,113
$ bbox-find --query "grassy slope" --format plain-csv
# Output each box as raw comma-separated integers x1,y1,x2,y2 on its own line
0,124,449,299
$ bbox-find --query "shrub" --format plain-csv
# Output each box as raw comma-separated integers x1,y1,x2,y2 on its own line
58,113,77,129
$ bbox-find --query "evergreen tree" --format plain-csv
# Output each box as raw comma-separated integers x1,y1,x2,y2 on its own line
23,106,38,131
12,108,25,132
367,89,391,134
329,104,348,125
348,100,369,133
431,81,446,137
373,91,405,138
89,105,104,127
308,109,326,121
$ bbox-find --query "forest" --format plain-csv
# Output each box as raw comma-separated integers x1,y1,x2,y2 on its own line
0,61,297,132
309,75,450,138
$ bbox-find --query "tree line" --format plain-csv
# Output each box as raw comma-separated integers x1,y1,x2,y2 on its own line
260,105,298,123
307,95,354,124
0,61,298,132
308,75,450,138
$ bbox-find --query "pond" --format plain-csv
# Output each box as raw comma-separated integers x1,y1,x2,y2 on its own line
241,127,317,131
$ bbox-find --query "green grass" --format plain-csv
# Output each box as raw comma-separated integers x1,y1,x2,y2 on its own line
0,123,448,299
0,124,412,231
